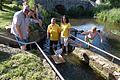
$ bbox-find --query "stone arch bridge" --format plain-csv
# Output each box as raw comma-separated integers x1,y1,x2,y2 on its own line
35,0,95,11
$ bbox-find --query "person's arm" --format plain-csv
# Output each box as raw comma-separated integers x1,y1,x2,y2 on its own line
25,14,31,37
47,26,50,39
81,31,90,35
16,24,23,39
38,19,43,28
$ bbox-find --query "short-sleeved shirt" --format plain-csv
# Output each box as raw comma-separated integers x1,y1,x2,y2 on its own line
61,23,71,37
47,23,61,41
11,10,30,39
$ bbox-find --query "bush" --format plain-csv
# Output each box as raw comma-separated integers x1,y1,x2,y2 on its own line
93,3,111,14
96,8,120,23
109,0,120,8
28,0,35,9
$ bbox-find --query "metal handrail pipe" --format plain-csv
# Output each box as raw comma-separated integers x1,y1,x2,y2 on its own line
71,34,120,61
0,35,35,45
35,42,65,80
0,34,64,80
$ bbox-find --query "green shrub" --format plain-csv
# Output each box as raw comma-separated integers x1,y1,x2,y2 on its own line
93,3,111,14
28,0,35,9
96,8,120,23
109,0,120,8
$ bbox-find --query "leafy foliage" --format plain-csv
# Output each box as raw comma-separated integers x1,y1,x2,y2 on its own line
28,0,35,9
93,3,111,13
109,0,120,8
97,8,120,23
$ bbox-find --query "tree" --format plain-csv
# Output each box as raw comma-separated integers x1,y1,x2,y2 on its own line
28,0,35,9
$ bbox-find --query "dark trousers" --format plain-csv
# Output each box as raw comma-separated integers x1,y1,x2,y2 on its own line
50,40,58,55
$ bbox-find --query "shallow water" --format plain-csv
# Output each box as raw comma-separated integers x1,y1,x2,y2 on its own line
41,38,105,80
70,19,120,58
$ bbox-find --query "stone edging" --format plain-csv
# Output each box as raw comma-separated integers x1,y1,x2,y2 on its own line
72,47,120,80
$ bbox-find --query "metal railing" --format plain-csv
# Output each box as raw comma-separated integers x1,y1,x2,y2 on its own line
0,35,64,80
70,34,120,62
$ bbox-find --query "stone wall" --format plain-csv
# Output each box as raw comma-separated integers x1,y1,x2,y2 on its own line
37,0,93,11
72,47,120,80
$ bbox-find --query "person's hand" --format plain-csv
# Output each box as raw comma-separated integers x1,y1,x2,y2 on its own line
27,11,33,17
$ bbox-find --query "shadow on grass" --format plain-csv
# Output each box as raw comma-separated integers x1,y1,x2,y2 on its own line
0,11,14,24
0,9,8,12
3,5,15,11
0,51,11,63
0,14,13,20
3,4,21,12
0,5,19,26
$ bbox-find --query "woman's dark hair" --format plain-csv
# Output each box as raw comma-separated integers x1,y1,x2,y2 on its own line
61,15,69,24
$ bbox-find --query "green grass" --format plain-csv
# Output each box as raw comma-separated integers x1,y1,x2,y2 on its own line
0,4,16,30
0,52,55,80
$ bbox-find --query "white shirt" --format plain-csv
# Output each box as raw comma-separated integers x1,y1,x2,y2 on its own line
11,10,30,39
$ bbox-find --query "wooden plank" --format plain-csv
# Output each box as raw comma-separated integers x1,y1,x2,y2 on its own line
51,55,65,64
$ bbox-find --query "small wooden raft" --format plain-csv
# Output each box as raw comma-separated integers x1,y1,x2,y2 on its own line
51,55,65,64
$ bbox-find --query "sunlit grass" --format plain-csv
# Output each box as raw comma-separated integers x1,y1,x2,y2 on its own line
0,12,14,28
0,4,16,30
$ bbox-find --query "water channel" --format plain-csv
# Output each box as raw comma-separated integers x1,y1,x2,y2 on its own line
41,18,120,80
70,18,120,58
41,38,105,80
39,19,120,80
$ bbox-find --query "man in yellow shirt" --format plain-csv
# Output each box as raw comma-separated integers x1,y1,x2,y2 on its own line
61,15,71,53
47,18,61,54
